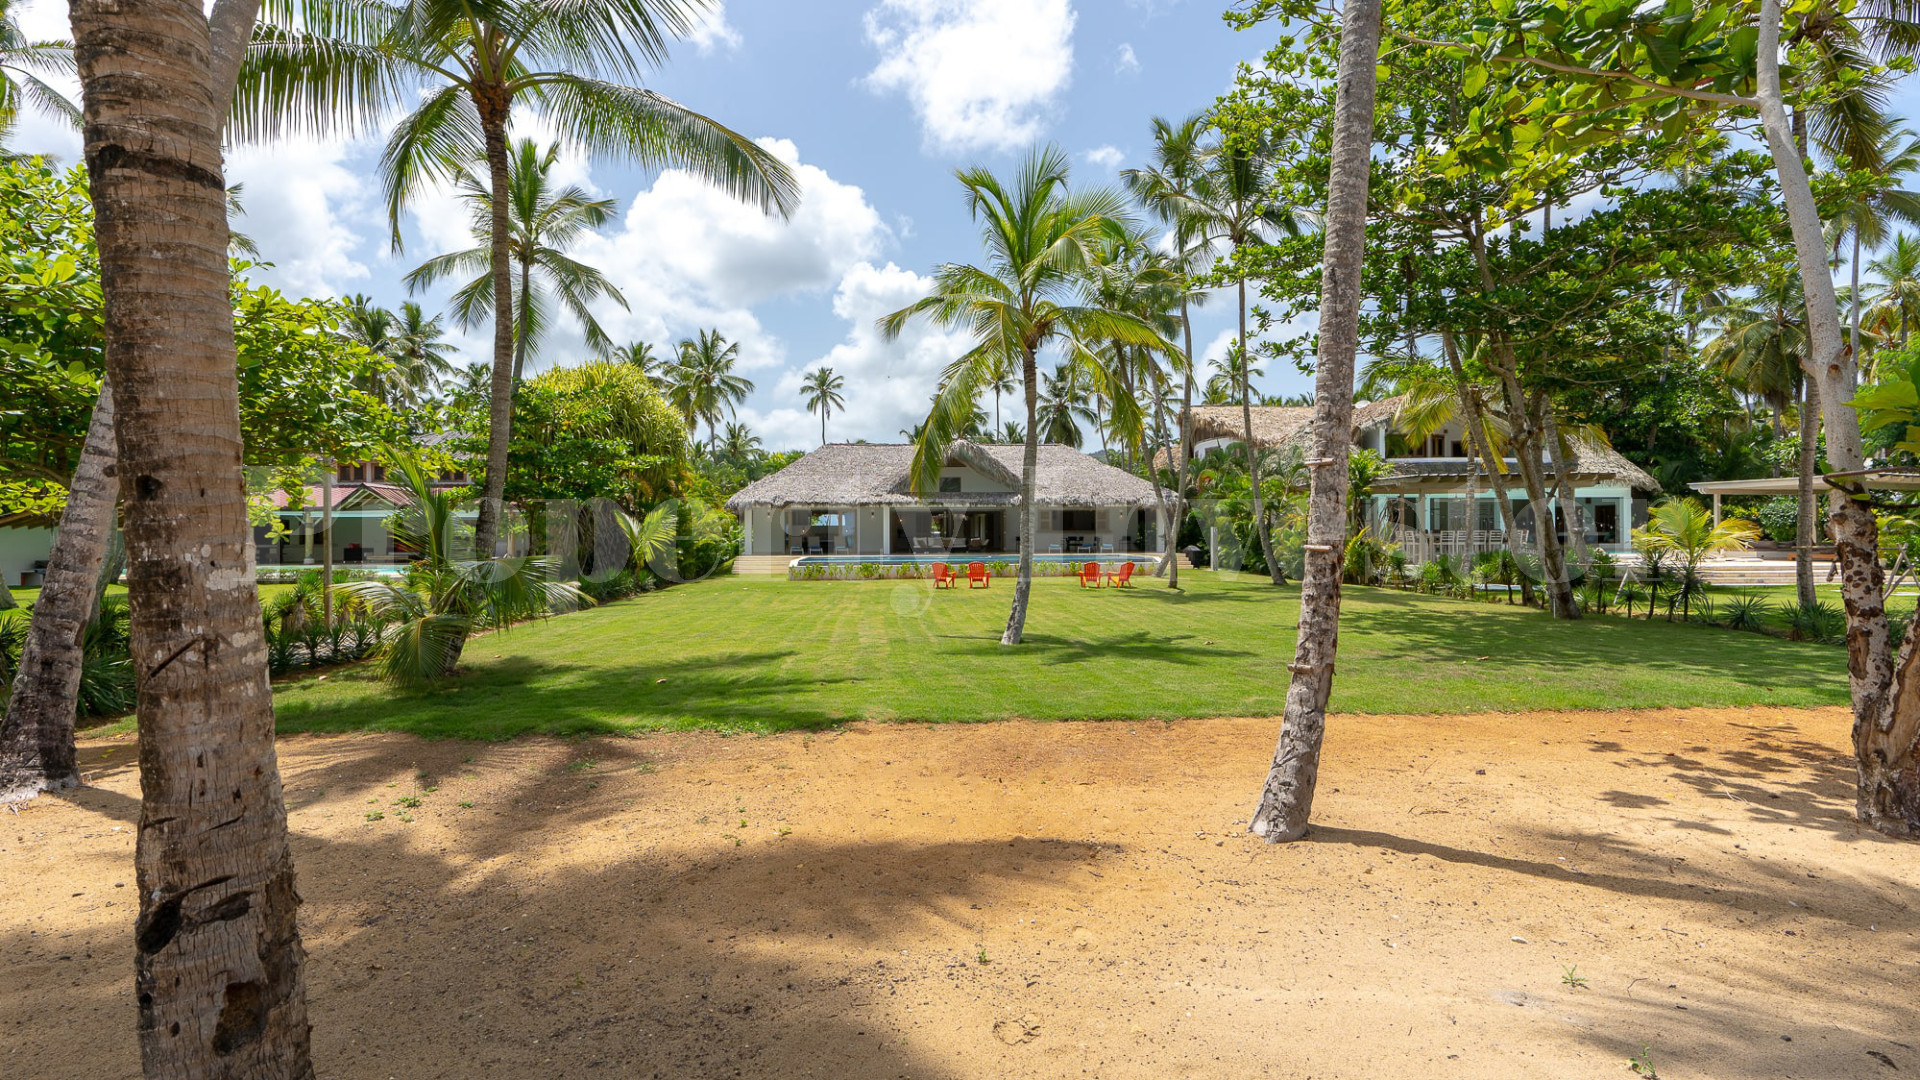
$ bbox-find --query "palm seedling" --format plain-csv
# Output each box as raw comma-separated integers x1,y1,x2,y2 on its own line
337,453,591,686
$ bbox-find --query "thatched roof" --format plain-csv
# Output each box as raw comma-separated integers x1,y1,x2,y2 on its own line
1183,397,1404,451
726,441,1164,511
1171,396,1659,493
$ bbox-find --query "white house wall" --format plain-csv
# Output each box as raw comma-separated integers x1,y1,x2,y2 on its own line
0,527,56,587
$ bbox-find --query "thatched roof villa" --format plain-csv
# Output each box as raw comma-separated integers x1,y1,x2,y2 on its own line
727,440,1168,558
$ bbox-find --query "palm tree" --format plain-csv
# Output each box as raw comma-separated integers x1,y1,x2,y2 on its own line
667,328,753,453
1126,112,1217,589
999,419,1025,444
407,139,627,380
0,1,78,146
1146,121,1304,584
1866,233,1920,355
1204,345,1265,406
1633,498,1761,620
880,145,1168,645
1827,129,1920,367
1036,362,1094,446
66,0,314,1067
1250,0,1383,842
718,421,761,463
800,366,845,446
237,0,801,559
338,454,590,685
389,301,459,402
609,340,666,386
1701,272,1819,605
984,350,1019,431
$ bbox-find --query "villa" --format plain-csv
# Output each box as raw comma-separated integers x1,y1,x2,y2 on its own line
727,440,1168,559
1175,399,1661,554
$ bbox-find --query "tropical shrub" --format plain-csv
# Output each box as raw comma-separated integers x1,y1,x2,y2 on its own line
1782,600,1846,645
1721,594,1772,633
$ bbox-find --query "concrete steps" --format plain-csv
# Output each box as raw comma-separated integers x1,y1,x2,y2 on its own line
731,555,795,576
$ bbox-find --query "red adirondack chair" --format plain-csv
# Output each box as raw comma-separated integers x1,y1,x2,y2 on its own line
931,562,955,589
1079,561,1102,588
1105,562,1135,588
967,561,990,588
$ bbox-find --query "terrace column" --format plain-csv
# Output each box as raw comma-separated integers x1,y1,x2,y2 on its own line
1620,495,1634,548
882,507,891,555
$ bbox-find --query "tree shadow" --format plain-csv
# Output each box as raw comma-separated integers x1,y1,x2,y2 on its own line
272,651,855,739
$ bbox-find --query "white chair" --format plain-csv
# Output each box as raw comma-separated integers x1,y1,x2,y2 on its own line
1047,542,1062,553
1101,541,1114,553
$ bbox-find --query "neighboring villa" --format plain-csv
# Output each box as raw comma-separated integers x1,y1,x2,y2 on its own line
256,458,470,570
1175,399,1660,553
727,441,1168,558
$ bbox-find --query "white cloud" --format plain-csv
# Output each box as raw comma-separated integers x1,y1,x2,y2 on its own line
748,260,973,449
1115,43,1140,75
227,140,374,298
685,2,743,54
561,137,889,380
1083,145,1124,171
863,0,1077,154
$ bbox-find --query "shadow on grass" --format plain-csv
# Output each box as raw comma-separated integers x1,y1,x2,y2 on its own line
1339,589,1847,702
272,650,855,739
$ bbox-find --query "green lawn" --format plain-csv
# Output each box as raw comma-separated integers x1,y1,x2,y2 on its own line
262,572,1850,740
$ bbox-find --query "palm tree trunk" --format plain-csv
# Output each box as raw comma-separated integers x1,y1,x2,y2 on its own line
0,383,116,802
71,0,316,1073
1795,377,1819,608
1753,0,1916,835
1851,228,1864,379
1165,295,1197,589
1004,346,1040,645
472,93,517,561
1238,276,1283,584
1249,0,1381,842
512,256,532,381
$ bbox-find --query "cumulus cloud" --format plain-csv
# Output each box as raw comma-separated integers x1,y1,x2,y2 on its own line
684,2,743,54
1083,145,1124,171
228,140,375,298
744,260,974,449
1115,43,1140,75
560,137,889,378
863,0,1077,154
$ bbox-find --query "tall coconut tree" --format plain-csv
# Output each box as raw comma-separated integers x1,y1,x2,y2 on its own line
800,365,845,446
1826,129,1920,369
389,300,459,401
236,0,801,558
1035,361,1094,447
1700,272,1819,606
407,138,627,379
1124,113,1214,588
1866,232,1920,356
608,340,666,386
667,328,752,454
1145,120,1304,585
71,0,315,1070
1249,0,1383,843
880,145,1168,645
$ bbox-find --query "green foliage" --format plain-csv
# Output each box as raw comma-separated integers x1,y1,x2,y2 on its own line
456,359,690,511
1748,496,1802,544
0,156,405,516
1783,600,1846,644
1721,593,1772,633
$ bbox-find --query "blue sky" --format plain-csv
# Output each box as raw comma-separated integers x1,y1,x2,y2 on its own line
14,1,1920,449
13,0,1288,449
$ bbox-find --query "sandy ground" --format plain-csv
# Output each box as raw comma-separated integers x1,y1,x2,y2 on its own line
2,706,1915,1079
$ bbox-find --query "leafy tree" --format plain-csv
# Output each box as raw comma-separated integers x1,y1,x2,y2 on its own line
469,358,690,511
238,0,802,559
406,139,627,379
800,365,845,446
608,340,667,386
881,145,1166,644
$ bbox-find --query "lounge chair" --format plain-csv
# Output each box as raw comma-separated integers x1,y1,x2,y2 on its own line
1047,542,1062,554
967,561,989,588
931,562,956,589
1078,561,1102,588
1105,562,1135,588
1100,541,1114,553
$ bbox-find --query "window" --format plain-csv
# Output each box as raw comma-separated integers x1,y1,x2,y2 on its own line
939,476,961,493
337,463,358,483
1061,508,1095,532
371,463,387,482
1451,441,1465,458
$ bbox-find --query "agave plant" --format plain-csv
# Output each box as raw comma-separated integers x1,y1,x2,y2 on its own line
338,453,590,687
